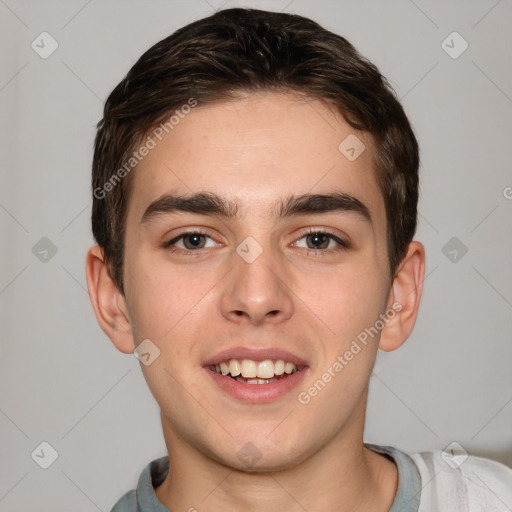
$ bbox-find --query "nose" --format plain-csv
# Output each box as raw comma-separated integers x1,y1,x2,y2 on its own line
220,242,294,326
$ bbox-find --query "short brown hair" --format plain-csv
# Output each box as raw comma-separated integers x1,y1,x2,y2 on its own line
92,7,419,295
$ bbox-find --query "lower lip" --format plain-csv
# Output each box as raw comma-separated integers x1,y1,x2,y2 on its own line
204,368,308,403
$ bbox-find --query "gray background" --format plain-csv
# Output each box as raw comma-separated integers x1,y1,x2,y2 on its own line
0,0,511,510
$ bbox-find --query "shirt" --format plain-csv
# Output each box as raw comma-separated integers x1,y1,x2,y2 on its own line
111,443,512,511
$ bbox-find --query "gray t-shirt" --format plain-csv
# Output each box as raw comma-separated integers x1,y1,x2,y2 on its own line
111,443,422,511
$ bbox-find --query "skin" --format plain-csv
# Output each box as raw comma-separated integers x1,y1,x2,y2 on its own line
86,91,425,511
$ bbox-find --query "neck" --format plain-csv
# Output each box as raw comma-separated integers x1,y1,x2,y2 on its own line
155,412,398,512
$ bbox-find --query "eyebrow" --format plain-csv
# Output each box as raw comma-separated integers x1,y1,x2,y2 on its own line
140,191,372,225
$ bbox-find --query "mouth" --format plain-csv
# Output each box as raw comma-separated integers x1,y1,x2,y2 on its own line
208,358,304,385
203,349,309,403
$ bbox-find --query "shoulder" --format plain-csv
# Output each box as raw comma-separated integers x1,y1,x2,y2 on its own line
409,449,512,511
109,456,169,512
110,490,138,512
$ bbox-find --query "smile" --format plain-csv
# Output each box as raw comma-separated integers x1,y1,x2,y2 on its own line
204,349,309,403
209,358,303,384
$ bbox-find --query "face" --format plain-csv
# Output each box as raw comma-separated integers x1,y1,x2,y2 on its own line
121,91,393,470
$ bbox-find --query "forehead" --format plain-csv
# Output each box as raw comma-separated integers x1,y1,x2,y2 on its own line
127,91,384,223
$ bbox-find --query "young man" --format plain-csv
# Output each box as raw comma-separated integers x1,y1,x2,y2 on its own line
86,7,512,512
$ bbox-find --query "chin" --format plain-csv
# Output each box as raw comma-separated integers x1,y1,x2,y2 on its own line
223,448,308,473
207,431,312,473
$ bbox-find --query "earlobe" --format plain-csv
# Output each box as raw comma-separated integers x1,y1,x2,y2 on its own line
378,241,426,352
85,245,136,354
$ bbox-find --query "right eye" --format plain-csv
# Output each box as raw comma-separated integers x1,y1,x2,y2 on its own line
163,231,218,252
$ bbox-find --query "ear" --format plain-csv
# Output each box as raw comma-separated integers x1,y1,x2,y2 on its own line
379,241,426,352
85,245,135,354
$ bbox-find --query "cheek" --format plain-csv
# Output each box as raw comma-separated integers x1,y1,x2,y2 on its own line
126,259,202,343
124,258,216,406
300,261,388,346
124,254,221,346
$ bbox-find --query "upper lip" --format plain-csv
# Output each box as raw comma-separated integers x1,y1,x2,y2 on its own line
203,346,309,367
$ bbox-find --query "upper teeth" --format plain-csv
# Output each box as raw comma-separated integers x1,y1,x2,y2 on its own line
212,359,299,379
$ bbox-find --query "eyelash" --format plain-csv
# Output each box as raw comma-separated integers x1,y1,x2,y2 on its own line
162,228,350,257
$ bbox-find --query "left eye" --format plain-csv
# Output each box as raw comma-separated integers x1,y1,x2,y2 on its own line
295,232,346,250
